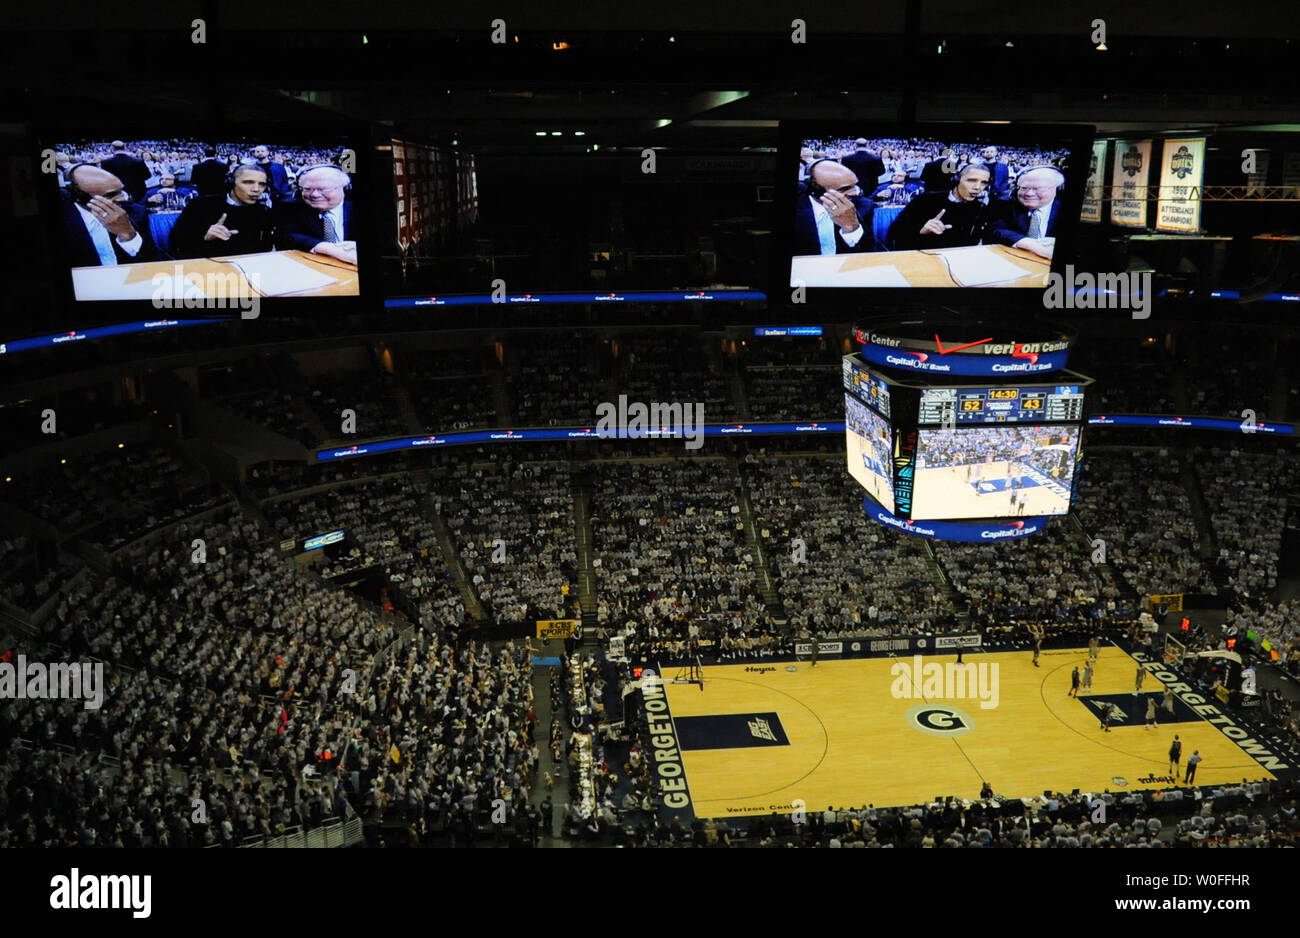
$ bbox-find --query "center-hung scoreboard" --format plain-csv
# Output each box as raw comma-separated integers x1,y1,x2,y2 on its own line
843,320,1094,538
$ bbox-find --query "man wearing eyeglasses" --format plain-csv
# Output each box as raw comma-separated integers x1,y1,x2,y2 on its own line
276,165,357,265
985,166,1065,259
60,164,163,267
792,159,875,256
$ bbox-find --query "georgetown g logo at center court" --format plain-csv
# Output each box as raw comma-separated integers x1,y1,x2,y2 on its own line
906,704,975,737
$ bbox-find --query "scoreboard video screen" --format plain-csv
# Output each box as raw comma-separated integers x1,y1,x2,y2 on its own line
919,384,1084,425
912,425,1082,520
843,357,891,418
845,393,896,513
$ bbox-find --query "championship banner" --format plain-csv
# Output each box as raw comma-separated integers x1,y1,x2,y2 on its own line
1080,139,1107,223
1110,139,1151,228
537,619,580,639
1155,138,1206,233
1148,593,1184,612
392,140,409,251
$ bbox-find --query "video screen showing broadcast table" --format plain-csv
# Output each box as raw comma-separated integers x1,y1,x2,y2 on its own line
912,425,1081,520
788,129,1083,289
51,137,360,300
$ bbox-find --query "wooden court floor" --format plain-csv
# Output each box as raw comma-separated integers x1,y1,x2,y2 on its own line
660,645,1279,820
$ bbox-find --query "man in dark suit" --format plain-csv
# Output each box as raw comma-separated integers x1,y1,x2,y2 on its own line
252,145,294,204
919,148,956,193
276,165,357,264
979,146,1013,201
841,139,886,188
61,164,162,267
190,146,229,198
169,165,275,258
887,163,991,251
791,159,874,256
984,166,1065,259
100,141,150,203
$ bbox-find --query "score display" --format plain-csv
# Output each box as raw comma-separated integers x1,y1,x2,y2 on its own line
919,385,1084,426
843,357,892,418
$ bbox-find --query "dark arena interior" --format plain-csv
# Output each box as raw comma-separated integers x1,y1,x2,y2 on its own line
1,0,1299,915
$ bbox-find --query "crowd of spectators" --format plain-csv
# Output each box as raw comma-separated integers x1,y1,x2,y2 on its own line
222,390,321,448
406,348,499,432
307,372,405,441
439,452,578,625
0,504,383,847
593,459,766,661
935,524,1132,630
743,364,842,422
0,536,75,613
262,474,465,631
1197,448,1298,606
505,334,612,427
2,443,222,549
745,454,954,635
1075,449,1216,598
617,334,737,423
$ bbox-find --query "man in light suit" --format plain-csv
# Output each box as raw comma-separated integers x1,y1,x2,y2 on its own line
791,159,874,256
984,166,1065,259
275,165,357,264
61,164,162,267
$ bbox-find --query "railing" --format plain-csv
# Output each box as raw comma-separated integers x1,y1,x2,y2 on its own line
235,816,365,848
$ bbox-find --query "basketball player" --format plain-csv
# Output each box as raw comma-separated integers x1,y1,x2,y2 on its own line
810,634,819,669
1082,658,1093,692
1070,665,1080,697
1168,735,1182,775
1133,664,1145,696
1088,635,1099,663
1100,701,1115,732
1145,696,1157,730
1162,688,1175,718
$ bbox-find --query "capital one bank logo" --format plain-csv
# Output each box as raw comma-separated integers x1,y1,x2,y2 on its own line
1121,146,1144,177
1170,145,1195,179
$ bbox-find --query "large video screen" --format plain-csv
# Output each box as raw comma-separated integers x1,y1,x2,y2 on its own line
912,425,1081,520
784,125,1089,290
845,393,895,513
50,137,360,301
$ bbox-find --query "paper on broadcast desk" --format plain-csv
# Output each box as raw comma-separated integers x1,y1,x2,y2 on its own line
940,246,1037,286
224,253,339,295
73,268,207,301
824,262,912,287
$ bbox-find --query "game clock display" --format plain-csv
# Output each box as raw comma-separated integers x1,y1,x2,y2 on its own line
919,384,1084,425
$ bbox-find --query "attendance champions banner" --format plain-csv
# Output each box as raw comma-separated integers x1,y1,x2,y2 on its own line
1080,139,1108,223
1110,139,1151,228
537,619,581,639
1155,138,1206,233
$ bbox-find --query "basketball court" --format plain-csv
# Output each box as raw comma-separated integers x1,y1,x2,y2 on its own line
653,645,1285,821
912,461,1070,519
